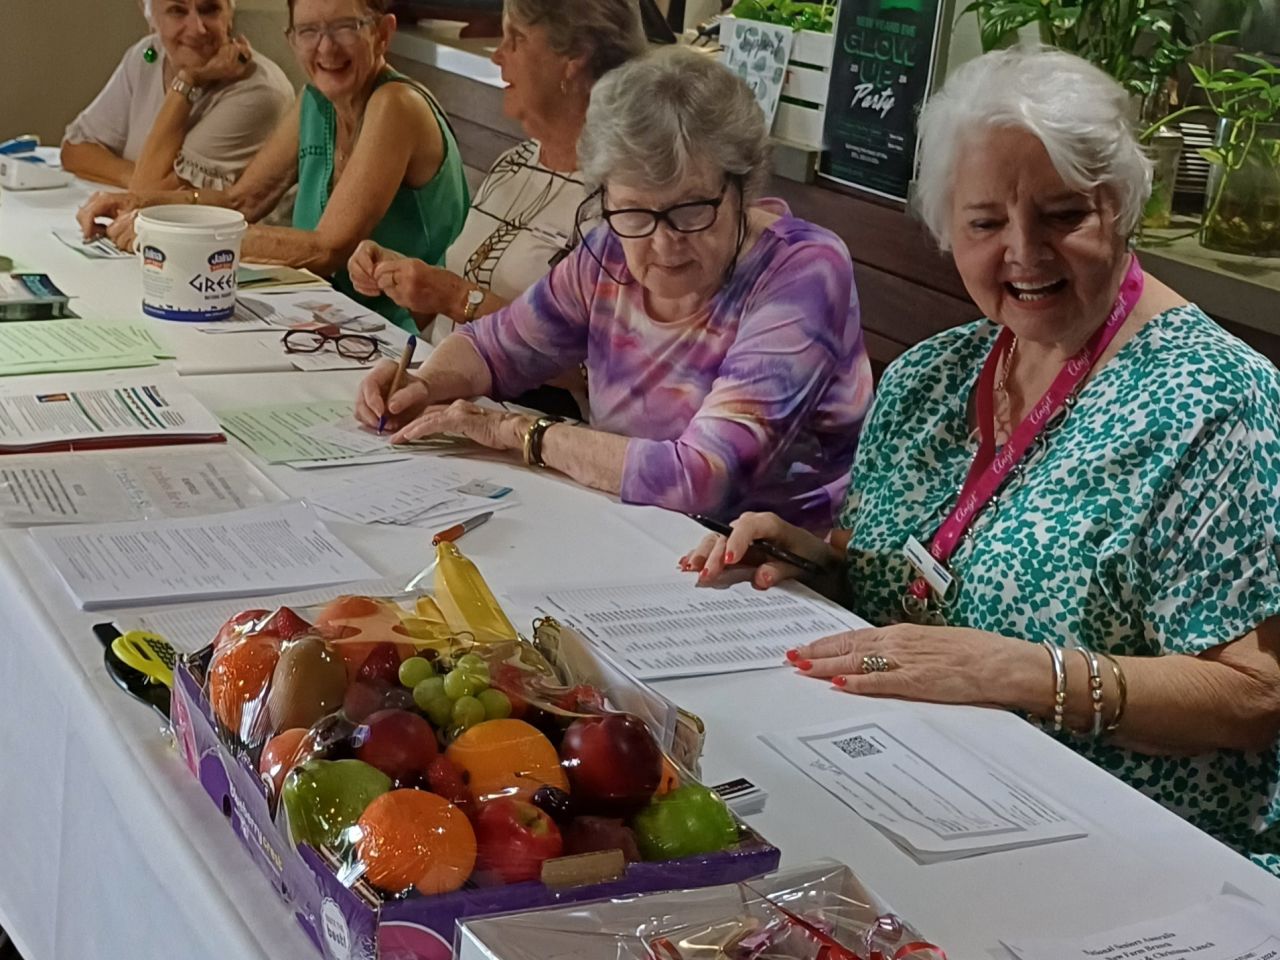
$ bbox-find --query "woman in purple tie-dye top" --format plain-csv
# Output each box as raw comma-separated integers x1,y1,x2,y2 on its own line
356,48,873,530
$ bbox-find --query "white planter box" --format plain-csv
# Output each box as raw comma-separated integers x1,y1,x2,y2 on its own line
720,15,835,150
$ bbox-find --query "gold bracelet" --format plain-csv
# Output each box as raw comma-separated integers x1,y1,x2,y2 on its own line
190,189,200,205
1096,651,1128,733
1077,648,1105,738
522,416,560,468
1042,641,1066,734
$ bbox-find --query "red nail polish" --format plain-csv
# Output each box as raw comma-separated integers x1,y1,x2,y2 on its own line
785,649,799,662
724,551,736,564
797,659,812,671
832,675,847,688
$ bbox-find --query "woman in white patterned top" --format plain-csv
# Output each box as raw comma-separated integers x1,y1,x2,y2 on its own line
346,0,645,348
61,0,293,192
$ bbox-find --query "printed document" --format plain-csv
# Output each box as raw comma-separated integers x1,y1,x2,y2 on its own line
51,227,133,260
1004,892,1280,960
762,714,1086,862
0,449,270,525
0,374,223,453
0,319,169,376
218,401,405,464
507,579,868,680
30,501,378,609
307,458,515,526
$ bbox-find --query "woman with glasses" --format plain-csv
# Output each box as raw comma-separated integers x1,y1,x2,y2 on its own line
61,0,293,190
683,48,1280,874
347,0,645,415
357,48,872,530
77,0,469,332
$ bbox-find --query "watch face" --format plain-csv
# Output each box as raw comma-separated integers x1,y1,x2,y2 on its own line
466,289,485,305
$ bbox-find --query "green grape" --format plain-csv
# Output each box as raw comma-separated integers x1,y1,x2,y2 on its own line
412,676,447,711
426,695,454,728
442,668,485,699
452,695,485,729
477,688,512,720
455,653,487,674
398,656,435,688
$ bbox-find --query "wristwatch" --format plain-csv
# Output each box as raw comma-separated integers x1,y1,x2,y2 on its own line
460,286,485,323
170,74,203,103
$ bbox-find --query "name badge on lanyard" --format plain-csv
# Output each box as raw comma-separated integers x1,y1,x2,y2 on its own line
903,535,954,597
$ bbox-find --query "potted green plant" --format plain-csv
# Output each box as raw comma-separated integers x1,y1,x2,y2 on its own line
728,0,835,32
957,0,1196,121
1168,35,1280,256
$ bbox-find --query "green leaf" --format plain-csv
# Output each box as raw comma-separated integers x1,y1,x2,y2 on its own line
1197,147,1226,165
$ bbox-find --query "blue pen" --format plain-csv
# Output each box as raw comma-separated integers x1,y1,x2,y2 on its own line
378,335,416,435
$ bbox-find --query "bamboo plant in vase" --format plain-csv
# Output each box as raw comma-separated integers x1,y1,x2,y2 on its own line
1153,34,1280,257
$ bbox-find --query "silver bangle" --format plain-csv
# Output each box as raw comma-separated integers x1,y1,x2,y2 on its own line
1043,641,1066,733
1078,648,1105,738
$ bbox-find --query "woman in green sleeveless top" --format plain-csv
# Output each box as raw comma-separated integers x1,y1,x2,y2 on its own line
78,0,469,332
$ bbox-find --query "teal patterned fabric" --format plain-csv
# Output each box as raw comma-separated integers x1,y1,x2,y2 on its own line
838,303,1280,873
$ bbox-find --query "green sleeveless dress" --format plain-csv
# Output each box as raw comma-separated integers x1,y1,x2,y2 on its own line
294,69,469,331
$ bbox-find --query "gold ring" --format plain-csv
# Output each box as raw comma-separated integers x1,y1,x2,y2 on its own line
860,654,893,673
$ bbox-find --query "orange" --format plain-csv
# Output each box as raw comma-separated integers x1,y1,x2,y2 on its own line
315,595,416,680
357,789,476,895
207,635,279,742
444,719,569,804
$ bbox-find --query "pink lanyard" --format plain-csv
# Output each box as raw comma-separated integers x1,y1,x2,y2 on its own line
919,255,1144,584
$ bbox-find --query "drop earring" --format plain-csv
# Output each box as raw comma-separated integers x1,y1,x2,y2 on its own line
143,44,158,63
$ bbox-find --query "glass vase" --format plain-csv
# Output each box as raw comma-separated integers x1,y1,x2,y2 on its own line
1200,118,1280,257
1141,126,1183,230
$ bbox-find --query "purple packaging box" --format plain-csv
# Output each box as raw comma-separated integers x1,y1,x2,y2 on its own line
170,659,781,960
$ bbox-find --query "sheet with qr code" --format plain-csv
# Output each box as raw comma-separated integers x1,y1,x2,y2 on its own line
761,715,1087,862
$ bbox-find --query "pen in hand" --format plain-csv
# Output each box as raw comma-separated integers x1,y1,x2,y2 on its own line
688,514,827,577
377,335,417,436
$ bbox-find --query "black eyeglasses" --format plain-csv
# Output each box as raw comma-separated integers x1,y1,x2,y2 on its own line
282,328,383,362
601,181,729,239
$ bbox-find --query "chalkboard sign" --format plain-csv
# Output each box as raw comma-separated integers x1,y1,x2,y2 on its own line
819,0,950,203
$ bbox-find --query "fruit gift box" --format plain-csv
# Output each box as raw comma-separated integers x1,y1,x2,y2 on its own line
169,543,780,960
454,858,946,960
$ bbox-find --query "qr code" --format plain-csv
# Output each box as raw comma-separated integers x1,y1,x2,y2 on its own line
832,735,882,759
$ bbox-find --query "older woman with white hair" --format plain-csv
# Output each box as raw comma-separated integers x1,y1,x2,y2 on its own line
683,46,1280,873
356,47,873,529
62,0,293,190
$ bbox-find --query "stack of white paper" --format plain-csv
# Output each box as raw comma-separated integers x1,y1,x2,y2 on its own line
0,449,270,525
51,228,133,260
30,501,379,610
507,578,869,680
762,715,1087,862
1003,892,1279,960
307,458,516,527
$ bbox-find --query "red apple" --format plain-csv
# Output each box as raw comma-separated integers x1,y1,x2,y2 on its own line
474,798,563,884
559,713,663,815
353,709,438,782
426,755,473,815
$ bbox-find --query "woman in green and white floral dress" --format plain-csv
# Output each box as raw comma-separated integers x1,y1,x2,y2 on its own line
683,46,1280,874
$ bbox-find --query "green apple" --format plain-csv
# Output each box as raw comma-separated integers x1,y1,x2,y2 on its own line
281,758,391,851
631,784,739,861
